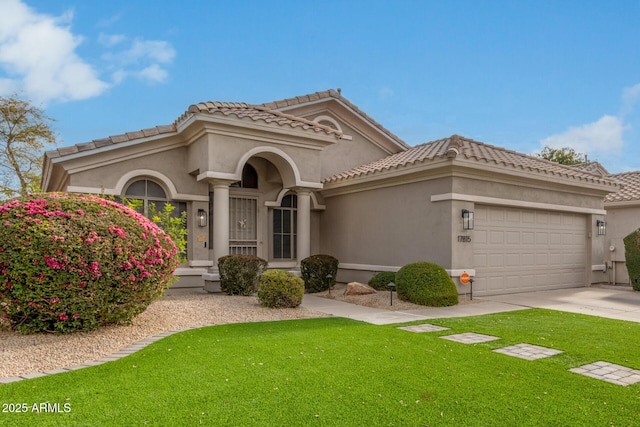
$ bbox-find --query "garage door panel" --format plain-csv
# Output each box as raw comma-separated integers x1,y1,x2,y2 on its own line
475,206,586,296
549,232,562,245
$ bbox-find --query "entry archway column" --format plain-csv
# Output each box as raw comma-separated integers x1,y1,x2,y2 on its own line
212,180,232,268
296,189,311,265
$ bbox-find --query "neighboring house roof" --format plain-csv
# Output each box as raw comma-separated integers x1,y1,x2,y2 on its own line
262,89,410,150
323,134,617,187
605,172,640,203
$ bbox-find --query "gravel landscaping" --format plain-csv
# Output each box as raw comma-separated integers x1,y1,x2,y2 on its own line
0,289,327,379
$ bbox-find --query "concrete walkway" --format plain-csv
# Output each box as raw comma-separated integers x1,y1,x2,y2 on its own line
301,285,640,325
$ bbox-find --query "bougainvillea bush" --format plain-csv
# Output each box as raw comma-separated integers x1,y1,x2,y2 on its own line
0,193,179,334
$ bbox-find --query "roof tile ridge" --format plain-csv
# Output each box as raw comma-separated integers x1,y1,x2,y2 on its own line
250,104,342,136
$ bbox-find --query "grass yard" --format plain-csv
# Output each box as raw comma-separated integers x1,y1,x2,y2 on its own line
1,308,639,426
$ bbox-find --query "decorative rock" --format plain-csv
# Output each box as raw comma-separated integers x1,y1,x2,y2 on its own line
344,282,377,296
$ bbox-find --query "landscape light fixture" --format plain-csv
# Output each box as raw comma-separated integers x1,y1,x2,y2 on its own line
462,209,474,230
596,219,606,236
197,209,207,227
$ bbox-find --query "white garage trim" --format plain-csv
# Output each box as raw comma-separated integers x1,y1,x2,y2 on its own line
431,193,606,215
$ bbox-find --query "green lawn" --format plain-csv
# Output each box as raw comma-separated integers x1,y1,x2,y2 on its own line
1,309,639,426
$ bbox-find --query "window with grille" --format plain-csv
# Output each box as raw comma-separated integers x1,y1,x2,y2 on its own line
272,194,297,259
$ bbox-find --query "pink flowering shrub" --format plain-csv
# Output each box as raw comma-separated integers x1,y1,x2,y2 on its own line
0,193,179,334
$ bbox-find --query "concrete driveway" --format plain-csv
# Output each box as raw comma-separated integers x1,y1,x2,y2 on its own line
480,286,640,323
302,285,640,325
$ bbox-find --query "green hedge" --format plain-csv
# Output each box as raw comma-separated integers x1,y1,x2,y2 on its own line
395,262,458,307
300,254,338,293
368,271,397,291
218,254,268,296
624,230,640,291
0,193,179,334
257,270,305,308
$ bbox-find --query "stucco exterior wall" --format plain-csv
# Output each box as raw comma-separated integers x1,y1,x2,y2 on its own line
68,146,207,197
452,175,606,210
319,118,395,180
320,178,453,283
603,206,640,284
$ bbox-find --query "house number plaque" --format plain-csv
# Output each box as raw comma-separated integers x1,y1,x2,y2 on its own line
457,235,471,243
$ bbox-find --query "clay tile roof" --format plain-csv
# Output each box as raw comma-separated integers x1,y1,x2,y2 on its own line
177,101,342,137
261,89,410,149
323,135,617,186
569,161,610,177
605,172,640,203
45,125,177,159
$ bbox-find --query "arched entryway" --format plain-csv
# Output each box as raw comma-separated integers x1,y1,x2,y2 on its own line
204,147,321,275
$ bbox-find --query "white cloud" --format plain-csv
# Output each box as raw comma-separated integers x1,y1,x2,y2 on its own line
102,38,175,85
0,0,109,103
137,64,169,84
98,33,126,47
540,115,626,156
621,83,640,117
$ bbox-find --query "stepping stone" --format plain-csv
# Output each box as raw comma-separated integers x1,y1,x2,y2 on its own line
440,332,500,344
570,361,640,386
398,324,450,333
494,343,563,360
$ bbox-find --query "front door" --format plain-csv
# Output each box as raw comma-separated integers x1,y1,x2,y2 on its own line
229,197,258,256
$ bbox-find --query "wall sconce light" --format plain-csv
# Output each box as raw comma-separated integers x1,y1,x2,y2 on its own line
197,209,207,227
462,209,474,230
596,219,606,236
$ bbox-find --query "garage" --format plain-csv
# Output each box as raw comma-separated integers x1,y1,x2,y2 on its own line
473,205,586,296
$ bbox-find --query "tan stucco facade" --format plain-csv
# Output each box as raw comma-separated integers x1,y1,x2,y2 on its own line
41,90,631,295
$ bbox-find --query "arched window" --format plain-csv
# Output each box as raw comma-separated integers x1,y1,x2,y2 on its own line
230,164,258,189
124,179,186,219
272,194,297,259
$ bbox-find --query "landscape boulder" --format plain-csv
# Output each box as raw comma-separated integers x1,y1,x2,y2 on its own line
344,282,377,296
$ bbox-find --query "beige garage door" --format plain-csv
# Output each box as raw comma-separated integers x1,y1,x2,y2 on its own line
473,206,586,296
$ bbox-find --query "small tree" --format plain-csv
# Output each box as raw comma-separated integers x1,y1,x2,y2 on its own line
536,146,585,165
0,95,56,199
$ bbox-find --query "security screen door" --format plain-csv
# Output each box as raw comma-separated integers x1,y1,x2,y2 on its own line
229,197,258,255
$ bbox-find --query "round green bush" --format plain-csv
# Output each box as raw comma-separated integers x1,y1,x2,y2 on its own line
368,271,396,291
257,270,304,308
395,262,458,307
300,254,338,293
218,254,268,296
0,193,179,334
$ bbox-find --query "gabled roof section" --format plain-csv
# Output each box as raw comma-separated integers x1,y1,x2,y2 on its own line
569,161,610,177
323,135,617,187
45,99,343,161
605,172,640,203
261,89,410,150
177,101,342,137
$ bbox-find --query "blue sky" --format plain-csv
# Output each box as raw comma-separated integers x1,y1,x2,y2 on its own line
1,0,639,173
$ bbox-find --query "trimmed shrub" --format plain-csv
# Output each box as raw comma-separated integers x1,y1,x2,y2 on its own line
257,270,304,308
395,262,458,307
300,254,338,293
624,230,640,291
218,254,268,295
368,271,397,291
0,193,179,334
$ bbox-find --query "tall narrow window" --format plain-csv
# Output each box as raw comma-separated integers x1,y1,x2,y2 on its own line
273,194,297,259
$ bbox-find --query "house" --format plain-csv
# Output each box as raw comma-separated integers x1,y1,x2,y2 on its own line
41,89,629,296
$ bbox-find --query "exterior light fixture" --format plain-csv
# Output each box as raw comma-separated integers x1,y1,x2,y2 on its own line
596,219,606,236
197,209,207,227
462,209,474,230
